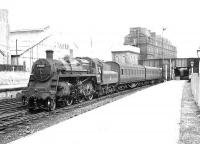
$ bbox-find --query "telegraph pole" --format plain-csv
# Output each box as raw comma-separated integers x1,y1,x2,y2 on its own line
16,39,18,55
16,39,19,66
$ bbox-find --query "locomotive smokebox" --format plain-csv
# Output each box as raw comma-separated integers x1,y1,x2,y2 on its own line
46,50,54,60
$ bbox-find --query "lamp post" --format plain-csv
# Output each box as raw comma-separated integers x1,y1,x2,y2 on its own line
197,49,200,75
190,61,194,81
190,61,194,74
162,27,166,80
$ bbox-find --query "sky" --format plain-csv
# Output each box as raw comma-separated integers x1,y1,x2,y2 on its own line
2,0,200,60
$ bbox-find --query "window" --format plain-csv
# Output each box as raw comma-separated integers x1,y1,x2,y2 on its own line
98,67,101,74
123,56,126,63
115,56,119,62
91,62,96,68
121,69,123,75
133,56,136,64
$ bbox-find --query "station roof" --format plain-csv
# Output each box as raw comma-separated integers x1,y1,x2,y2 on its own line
112,50,139,55
111,45,140,54
0,49,5,56
10,26,50,34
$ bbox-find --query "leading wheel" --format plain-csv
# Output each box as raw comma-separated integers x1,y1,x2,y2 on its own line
65,97,73,106
85,94,93,101
46,98,56,111
78,97,84,103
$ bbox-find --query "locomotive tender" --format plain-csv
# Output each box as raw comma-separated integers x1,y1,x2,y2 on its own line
22,50,162,111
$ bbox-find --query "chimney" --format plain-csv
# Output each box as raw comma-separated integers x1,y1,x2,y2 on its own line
70,49,73,58
46,50,54,60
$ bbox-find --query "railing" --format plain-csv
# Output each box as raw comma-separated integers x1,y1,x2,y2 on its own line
191,73,200,106
0,64,25,71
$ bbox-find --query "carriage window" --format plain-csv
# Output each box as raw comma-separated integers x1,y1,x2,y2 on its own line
91,62,96,68
115,56,119,62
98,67,101,74
121,69,123,75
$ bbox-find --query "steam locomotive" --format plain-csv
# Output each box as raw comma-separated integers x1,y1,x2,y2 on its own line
21,50,162,111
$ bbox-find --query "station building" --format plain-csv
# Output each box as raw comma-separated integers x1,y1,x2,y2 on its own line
124,27,177,60
111,45,140,65
112,50,139,65
9,26,51,71
9,26,75,71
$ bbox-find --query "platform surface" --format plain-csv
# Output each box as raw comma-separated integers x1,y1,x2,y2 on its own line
0,84,26,91
10,81,184,144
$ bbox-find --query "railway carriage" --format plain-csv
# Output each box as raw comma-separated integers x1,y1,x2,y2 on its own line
106,61,162,89
106,62,146,89
145,66,162,83
119,64,145,83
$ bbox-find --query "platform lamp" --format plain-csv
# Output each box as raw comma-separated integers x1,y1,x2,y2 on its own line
197,49,200,75
190,61,194,81
190,61,194,74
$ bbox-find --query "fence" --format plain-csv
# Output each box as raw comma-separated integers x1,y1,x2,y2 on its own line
191,73,200,106
0,64,25,71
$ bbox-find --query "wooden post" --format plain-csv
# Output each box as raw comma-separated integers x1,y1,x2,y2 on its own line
165,64,168,80
169,59,171,80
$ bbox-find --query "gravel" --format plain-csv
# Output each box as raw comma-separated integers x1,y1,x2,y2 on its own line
179,82,200,144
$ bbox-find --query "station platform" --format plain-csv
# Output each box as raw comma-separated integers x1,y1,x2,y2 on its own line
10,81,184,144
0,84,27,92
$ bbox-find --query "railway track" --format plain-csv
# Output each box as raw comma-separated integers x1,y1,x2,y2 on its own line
0,98,18,105
0,105,26,115
0,98,25,115
0,83,156,134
